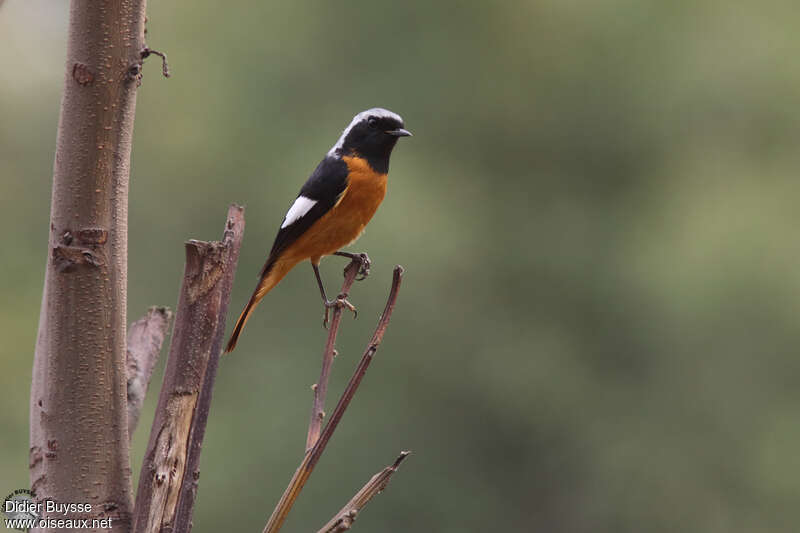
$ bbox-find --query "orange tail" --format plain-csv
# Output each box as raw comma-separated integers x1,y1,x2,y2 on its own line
224,294,260,354
224,259,295,353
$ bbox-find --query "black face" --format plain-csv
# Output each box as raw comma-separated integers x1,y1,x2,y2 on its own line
340,114,411,173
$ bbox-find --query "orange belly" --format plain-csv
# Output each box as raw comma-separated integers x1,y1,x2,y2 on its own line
283,155,387,264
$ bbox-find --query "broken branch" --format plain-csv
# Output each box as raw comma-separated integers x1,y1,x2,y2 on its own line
131,204,244,533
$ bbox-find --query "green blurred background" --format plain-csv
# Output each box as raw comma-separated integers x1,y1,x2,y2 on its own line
3,1,800,531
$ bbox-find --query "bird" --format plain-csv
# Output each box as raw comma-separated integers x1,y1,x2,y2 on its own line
224,108,411,353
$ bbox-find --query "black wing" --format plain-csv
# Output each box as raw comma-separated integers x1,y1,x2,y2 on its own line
259,156,349,277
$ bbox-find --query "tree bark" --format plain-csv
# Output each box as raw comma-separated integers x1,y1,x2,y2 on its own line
30,1,148,531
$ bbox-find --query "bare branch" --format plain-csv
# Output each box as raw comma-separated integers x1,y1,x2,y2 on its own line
263,265,404,533
127,306,173,440
306,255,366,451
316,451,411,533
132,204,245,533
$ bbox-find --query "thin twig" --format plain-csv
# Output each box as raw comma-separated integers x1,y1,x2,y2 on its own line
141,46,171,78
316,451,411,533
306,257,363,451
263,265,404,533
126,306,173,441
132,204,245,533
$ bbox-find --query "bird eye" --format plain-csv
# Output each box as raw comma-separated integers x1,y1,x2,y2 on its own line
367,117,378,128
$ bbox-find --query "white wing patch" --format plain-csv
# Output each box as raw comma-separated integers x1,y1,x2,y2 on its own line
281,196,317,229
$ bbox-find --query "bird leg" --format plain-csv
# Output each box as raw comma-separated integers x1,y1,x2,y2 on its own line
333,251,371,281
312,262,357,328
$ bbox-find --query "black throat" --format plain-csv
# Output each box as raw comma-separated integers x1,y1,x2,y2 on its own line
343,139,397,174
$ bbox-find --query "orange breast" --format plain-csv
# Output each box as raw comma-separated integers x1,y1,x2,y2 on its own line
284,155,387,263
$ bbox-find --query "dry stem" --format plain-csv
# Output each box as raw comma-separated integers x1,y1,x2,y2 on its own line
263,265,404,533
306,256,364,451
316,451,411,533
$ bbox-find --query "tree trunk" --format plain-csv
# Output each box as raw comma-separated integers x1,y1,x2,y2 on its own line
30,1,148,531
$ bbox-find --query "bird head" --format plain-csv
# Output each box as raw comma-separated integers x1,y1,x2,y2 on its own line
328,108,411,173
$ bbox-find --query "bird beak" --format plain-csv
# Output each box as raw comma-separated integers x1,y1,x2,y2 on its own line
386,128,412,137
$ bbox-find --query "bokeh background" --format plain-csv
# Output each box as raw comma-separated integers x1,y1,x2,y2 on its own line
2,1,800,531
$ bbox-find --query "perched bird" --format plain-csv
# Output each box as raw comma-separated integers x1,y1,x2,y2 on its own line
225,108,411,353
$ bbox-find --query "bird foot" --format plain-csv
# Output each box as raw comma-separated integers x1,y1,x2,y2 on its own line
323,295,357,328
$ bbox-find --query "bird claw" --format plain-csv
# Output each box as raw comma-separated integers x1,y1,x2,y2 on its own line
347,253,371,281
334,251,371,281
355,253,371,281
322,295,358,328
